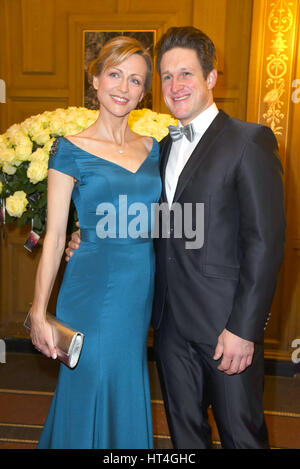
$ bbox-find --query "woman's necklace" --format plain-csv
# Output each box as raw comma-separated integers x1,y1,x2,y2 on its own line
109,134,128,155
116,142,126,154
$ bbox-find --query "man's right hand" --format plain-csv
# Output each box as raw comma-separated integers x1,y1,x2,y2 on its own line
65,221,81,261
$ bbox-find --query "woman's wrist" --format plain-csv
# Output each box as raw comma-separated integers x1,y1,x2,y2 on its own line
29,308,47,322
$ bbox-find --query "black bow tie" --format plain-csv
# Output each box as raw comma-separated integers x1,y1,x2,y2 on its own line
168,123,195,142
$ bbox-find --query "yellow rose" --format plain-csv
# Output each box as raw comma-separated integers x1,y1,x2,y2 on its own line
21,117,36,135
53,108,66,118
49,116,65,136
34,113,50,129
6,190,28,218
16,133,31,146
31,148,48,163
27,119,44,138
6,128,30,149
0,181,3,194
15,141,33,162
128,109,177,141
76,113,96,128
0,146,23,169
6,123,22,141
0,134,7,146
42,138,56,155
66,108,78,119
63,123,81,135
27,160,48,184
31,130,51,146
2,163,17,175
0,147,16,165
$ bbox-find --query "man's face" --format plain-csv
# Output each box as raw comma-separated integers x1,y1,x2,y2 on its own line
160,47,216,125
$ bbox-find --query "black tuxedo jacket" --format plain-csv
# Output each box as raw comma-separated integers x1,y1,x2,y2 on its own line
152,110,286,345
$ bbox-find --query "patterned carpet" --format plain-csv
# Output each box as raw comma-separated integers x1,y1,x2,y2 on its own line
0,350,300,449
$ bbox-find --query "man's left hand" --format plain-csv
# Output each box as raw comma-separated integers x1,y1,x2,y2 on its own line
213,329,254,375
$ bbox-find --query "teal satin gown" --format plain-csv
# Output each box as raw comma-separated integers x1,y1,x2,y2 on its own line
37,136,161,449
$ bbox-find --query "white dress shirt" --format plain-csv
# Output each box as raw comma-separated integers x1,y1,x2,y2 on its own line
165,102,219,207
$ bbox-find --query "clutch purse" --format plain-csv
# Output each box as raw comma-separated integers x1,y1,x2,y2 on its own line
24,312,84,369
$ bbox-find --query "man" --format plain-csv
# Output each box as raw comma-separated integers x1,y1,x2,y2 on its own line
151,27,285,449
66,27,285,449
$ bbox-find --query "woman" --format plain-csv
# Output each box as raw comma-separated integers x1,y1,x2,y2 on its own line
29,36,161,449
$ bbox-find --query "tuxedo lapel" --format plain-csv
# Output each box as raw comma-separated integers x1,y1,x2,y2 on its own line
173,110,229,203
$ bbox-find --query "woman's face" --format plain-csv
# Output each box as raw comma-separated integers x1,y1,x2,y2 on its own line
93,54,147,117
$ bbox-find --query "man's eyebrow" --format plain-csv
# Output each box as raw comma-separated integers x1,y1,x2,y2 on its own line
161,67,192,74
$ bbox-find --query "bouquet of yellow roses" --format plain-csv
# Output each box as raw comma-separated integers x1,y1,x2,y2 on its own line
0,107,176,240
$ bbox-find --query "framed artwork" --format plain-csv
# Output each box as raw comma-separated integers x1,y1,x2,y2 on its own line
83,31,155,110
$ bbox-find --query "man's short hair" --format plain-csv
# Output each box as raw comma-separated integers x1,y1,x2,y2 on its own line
155,26,217,79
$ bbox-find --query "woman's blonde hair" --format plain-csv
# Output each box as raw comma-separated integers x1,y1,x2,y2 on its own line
88,36,153,93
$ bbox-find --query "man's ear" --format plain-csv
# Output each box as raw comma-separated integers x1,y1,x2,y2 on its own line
207,69,218,90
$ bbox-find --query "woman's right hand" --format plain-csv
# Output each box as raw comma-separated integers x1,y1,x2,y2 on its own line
30,314,57,360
